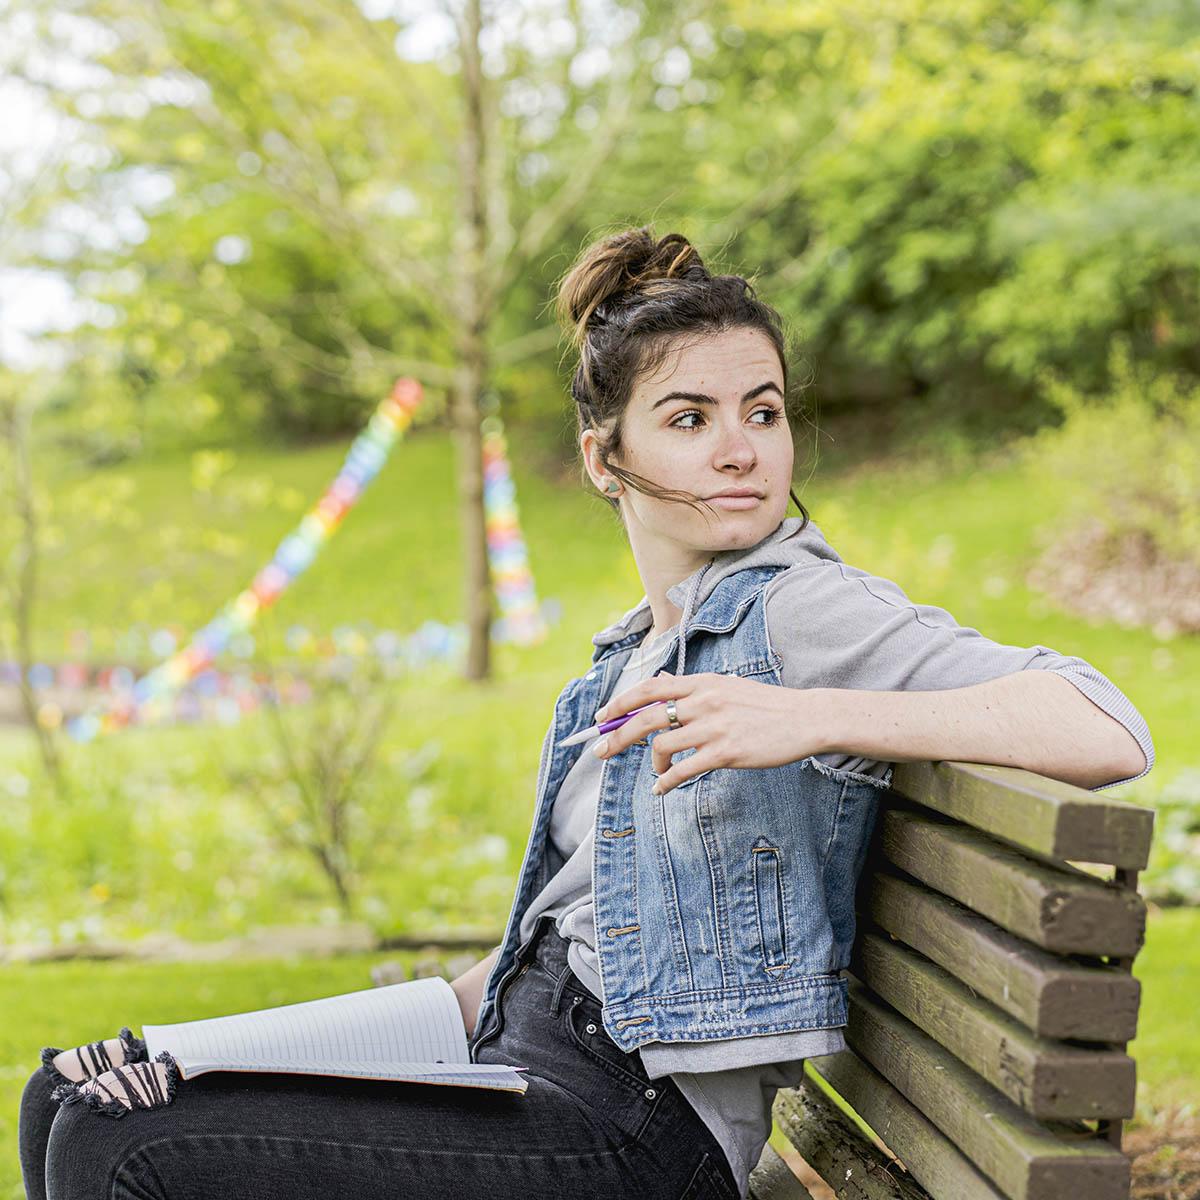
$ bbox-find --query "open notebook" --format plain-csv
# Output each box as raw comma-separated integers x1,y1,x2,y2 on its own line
141,976,527,1094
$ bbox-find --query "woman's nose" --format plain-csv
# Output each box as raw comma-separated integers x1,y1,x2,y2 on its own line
714,424,757,470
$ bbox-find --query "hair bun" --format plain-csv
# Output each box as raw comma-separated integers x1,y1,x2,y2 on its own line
555,227,710,348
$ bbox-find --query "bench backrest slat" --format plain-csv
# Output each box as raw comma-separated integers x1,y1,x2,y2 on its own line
760,762,1153,1200
844,979,1132,1200
863,869,1141,1041
879,805,1146,956
850,930,1135,1120
806,1050,1007,1200
889,762,1154,869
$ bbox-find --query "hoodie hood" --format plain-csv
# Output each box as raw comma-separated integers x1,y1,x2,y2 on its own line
591,517,843,658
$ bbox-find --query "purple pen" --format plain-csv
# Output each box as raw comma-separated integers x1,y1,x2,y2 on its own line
557,700,666,748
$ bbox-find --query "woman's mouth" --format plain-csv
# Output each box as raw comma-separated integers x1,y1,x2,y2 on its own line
706,494,763,510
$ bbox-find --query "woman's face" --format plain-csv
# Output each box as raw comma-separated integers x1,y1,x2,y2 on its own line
583,326,794,560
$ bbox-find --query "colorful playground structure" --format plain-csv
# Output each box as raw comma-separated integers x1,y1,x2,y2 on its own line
0,379,552,740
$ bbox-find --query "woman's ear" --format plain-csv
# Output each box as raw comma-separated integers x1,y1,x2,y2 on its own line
579,428,606,491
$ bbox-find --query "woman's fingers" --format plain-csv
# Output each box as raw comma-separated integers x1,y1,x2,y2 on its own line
652,746,724,795
594,670,710,723
647,725,698,776
593,702,674,758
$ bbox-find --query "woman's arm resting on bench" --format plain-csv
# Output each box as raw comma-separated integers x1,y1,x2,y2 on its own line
812,670,1148,790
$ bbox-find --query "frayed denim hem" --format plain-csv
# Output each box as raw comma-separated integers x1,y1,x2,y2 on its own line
802,754,893,790
50,1051,179,1119
40,1027,147,1090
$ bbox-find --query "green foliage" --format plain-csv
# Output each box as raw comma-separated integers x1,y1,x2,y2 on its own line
704,0,1200,432
224,648,441,920
17,0,1197,449
1140,768,1200,906
1020,341,1200,565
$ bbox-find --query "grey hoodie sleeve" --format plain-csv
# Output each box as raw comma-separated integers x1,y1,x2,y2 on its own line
763,560,1155,792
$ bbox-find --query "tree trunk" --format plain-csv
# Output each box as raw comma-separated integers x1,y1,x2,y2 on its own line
3,398,64,784
453,0,492,682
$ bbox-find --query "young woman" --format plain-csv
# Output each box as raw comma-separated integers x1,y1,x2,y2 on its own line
20,227,1153,1200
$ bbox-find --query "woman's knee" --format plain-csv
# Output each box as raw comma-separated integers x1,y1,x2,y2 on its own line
19,1067,59,1145
44,1100,158,1200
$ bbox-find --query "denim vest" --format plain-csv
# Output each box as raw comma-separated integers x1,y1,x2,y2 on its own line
471,560,890,1059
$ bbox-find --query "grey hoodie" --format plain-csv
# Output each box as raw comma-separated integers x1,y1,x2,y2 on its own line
591,515,1153,787
518,515,1154,1197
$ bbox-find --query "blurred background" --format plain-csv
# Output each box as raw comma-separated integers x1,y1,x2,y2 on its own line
1,0,1197,1193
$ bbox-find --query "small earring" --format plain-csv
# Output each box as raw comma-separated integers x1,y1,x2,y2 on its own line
605,479,622,496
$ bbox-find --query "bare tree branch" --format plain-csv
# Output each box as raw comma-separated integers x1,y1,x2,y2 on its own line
492,322,561,366
312,295,458,388
493,2,699,297
337,0,458,148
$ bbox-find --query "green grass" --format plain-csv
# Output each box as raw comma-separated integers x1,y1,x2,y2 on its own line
1,427,1197,1194
1,909,1195,1200
0,946,453,1200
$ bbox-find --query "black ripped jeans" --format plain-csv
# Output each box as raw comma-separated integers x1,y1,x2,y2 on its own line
19,915,739,1200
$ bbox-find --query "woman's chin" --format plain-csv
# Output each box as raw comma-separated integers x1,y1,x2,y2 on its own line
700,506,784,547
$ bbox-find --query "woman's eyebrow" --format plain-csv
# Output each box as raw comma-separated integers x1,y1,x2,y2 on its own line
650,381,783,410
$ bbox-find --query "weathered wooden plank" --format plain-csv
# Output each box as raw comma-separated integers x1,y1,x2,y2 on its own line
748,1142,818,1200
843,979,1131,1200
876,806,1146,957
860,870,1141,1041
890,761,1154,870
808,1049,1007,1200
850,930,1135,1119
771,1073,931,1199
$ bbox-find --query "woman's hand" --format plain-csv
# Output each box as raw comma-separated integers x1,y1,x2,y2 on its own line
591,672,831,794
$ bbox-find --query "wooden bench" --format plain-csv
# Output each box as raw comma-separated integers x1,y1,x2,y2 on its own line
748,759,1155,1200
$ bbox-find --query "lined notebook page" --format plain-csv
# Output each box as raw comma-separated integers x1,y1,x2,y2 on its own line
142,976,469,1068
168,1059,529,1093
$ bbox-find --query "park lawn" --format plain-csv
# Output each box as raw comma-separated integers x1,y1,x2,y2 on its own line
0,428,1194,949
2,428,1197,1188
11,428,1195,767
1,908,1196,1200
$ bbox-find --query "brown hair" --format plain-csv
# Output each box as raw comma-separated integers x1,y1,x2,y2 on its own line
554,226,810,526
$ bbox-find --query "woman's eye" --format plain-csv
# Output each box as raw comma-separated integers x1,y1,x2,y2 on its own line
670,406,783,431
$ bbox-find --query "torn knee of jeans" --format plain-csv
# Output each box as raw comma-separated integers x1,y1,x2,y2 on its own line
40,1027,147,1087
52,1052,179,1119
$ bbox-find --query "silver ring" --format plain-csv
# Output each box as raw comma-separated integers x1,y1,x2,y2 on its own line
665,699,681,730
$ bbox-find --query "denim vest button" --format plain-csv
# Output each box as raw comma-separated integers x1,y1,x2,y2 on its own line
585,672,597,681
644,1088,657,1100
585,1022,597,1034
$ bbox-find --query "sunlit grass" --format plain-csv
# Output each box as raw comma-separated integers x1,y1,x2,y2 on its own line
2,430,1195,1197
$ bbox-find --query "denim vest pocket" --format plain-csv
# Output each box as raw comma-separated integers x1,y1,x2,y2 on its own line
751,838,789,971
811,763,888,872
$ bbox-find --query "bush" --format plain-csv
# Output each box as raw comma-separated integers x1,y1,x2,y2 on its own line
1020,341,1200,634
1139,768,1200,907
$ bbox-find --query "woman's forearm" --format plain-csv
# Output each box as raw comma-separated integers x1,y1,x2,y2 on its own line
810,670,1147,791
449,945,502,1037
